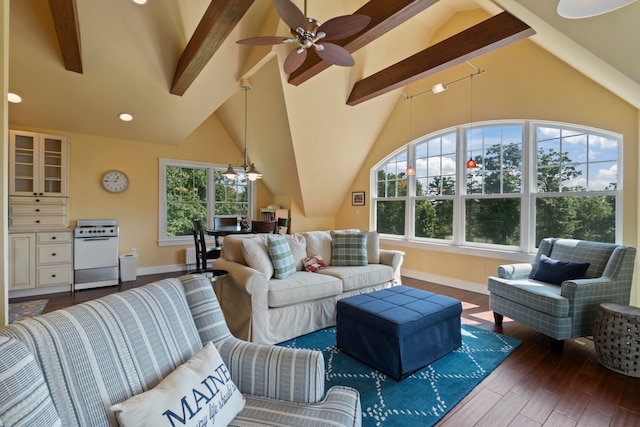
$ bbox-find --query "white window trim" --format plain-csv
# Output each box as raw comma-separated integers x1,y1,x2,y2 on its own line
158,158,254,247
372,120,622,258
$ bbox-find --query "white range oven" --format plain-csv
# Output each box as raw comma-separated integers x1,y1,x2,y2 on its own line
74,219,119,290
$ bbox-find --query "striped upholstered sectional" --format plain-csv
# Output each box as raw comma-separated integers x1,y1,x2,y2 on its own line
0,274,361,426
488,238,636,343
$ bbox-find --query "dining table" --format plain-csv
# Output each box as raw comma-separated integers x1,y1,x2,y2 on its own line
206,225,253,247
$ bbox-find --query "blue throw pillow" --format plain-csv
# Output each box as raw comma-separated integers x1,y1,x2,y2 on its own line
532,254,590,285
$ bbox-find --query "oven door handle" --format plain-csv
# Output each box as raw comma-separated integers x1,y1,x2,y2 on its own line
78,237,113,241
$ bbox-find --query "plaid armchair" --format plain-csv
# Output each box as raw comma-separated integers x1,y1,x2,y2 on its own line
488,238,636,352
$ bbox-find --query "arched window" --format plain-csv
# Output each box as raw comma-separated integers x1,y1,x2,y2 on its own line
372,121,621,253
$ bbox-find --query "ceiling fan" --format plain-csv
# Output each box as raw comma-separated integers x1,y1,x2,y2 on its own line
237,0,370,74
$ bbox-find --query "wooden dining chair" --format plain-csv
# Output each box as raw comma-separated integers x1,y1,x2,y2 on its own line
277,217,291,234
251,220,277,233
190,219,221,274
213,216,237,246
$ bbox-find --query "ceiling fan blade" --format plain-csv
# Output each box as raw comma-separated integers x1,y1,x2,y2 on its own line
318,15,371,41
275,0,307,31
315,43,355,67
284,48,307,74
236,36,292,45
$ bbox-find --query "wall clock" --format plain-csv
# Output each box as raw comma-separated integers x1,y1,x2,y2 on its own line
102,170,129,193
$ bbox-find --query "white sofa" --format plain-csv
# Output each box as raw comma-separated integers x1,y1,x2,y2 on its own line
215,230,404,344
0,275,361,426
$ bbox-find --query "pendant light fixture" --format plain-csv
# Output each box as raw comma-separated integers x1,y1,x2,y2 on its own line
406,95,416,176
223,83,262,181
466,73,477,169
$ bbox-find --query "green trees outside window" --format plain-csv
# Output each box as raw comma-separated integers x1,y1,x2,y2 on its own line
373,121,620,251
163,162,250,240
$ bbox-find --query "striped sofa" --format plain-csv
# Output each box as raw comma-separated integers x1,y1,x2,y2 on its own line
0,274,361,426
488,238,636,352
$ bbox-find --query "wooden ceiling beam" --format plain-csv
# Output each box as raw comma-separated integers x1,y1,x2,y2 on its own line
48,0,83,73
171,0,254,96
347,12,535,106
287,0,440,86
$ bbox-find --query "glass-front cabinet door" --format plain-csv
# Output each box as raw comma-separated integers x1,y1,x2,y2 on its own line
9,130,68,197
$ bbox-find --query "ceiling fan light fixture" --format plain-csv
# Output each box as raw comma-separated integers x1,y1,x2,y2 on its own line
557,0,637,18
8,93,22,103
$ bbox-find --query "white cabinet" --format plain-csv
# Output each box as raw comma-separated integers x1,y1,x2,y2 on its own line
9,130,68,197
8,233,36,291
9,196,69,229
9,231,73,292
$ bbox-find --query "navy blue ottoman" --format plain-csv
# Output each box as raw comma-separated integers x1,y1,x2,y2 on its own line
336,286,462,380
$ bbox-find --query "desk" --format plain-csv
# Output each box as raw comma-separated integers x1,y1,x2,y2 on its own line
206,226,252,247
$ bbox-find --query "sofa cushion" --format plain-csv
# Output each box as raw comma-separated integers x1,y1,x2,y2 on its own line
284,234,307,271
303,232,333,266
223,234,264,264
547,239,616,278
531,254,590,285
367,230,380,264
330,231,368,266
268,272,343,308
241,238,274,278
111,342,245,427
488,276,570,317
318,264,394,292
267,235,297,279
0,336,61,427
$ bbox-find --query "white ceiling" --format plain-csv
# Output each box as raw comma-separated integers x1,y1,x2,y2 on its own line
7,0,639,217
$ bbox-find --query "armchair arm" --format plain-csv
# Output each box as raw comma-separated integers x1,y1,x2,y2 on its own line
215,337,325,404
380,249,405,284
497,263,532,280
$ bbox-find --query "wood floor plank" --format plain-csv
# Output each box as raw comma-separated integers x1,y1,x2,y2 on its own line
519,388,562,424
576,408,612,427
553,386,592,421
543,411,578,427
439,388,502,426
476,391,528,426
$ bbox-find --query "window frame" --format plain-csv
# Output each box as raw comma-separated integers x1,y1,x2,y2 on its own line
371,120,622,258
158,158,254,247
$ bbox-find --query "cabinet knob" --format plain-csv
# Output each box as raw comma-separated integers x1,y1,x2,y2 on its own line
52,236,56,239
35,199,40,202
51,274,56,278
51,253,56,256
35,220,40,223
35,208,40,212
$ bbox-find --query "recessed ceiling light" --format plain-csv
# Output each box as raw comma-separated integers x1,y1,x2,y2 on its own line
131,0,147,4
119,113,134,122
8,93,22,103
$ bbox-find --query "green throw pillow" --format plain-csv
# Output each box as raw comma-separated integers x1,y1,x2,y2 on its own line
330,231,368,266
267,234,297,279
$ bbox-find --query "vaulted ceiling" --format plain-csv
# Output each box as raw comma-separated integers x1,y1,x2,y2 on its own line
8,0,640,217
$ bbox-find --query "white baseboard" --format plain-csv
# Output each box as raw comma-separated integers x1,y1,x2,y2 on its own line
401,268,489,295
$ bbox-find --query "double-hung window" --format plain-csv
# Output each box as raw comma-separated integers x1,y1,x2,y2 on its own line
159,158,251,245
373,121,621,253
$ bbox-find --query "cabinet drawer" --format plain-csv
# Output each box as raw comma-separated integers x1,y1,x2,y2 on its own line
10,216,68,228
37,244,72,264
37,232,72,244
38,265,72,287
10,204,66,216
9,196,67,205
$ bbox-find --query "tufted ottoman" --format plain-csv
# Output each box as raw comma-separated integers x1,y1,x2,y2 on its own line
337,285,462,380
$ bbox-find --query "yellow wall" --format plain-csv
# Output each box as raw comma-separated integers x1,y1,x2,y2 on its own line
336,38,639,303
13,113,273,271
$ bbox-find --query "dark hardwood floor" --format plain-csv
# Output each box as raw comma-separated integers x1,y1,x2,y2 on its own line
10,273,640,426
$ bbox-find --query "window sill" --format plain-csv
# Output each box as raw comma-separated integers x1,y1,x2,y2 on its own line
379,237,535,264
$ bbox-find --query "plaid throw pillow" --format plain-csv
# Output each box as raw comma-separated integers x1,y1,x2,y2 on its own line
330,231,368,266
267,234,297,279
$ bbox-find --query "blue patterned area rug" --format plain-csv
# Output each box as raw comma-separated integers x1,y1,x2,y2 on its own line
279,324,521,427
